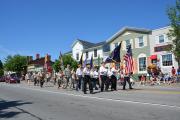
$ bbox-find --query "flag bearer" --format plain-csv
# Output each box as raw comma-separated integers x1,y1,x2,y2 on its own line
99,62,108,92
83,64,93,94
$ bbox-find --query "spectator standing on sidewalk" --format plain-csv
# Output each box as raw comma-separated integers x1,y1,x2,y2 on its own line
171,66,176,83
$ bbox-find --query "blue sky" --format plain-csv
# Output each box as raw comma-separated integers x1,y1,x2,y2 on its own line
0,0,176,62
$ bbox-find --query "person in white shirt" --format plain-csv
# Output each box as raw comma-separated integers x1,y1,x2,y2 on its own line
93,67,99,90
76,64,83,91
83,64,93,94
99,62,108,92
110,65,118,91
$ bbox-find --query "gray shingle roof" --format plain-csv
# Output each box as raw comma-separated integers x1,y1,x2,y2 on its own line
78,39,95,49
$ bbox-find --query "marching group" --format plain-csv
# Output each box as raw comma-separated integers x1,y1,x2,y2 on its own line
25,62,133,94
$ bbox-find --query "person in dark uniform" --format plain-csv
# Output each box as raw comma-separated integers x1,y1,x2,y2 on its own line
111,65,118,91
123,72,133,90
83,64,93,94
40,72,45,88
99,62,108,92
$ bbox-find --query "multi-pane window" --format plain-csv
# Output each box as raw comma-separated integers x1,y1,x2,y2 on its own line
86,51,88,59
94,49,97,57
126,40,130,49
159,35,164,43
162,54,172,66
139,57,146,71
139,36,144,47
76,53,79,60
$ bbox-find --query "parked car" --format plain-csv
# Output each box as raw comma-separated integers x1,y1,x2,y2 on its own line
0,76,5,82
5,74,20,83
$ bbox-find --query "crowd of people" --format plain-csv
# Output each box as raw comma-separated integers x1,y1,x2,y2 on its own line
24,62,180,94
139,66,180,86
25,62,134,94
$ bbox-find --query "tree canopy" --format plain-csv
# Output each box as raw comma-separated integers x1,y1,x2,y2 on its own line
167,0,180,66
53,55,78,72
0,60,4,77
4,55,27,74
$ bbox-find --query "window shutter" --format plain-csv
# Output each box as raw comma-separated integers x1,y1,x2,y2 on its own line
164,34,168,43
130,39,133,49
155,35,159,44
143,35,148,46
122,41,126,50
135,38,139,48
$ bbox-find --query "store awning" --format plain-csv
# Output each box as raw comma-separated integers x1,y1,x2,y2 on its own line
150,55,157,60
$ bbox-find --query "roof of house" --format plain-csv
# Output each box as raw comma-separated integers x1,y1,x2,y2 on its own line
64,51,72,55
106,27,152,43
78,39,95,49
28,57,54,66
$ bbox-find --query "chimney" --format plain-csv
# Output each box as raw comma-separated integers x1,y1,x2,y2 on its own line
36,54,40,59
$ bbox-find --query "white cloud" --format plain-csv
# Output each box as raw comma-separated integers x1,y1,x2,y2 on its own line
0,45,33,61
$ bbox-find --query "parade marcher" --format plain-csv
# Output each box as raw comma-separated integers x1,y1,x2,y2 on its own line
25,73,31,85
57,70,64,89
99,62,108,92
123,72,133,90
70,68,76,89
111,65,117,91
46,72,51,83
83,64,93,94
92,67,99,90
53,72,57,85
106,67,112,91
39,71,45,88
76,64,83,91
33,72,37,86
64,64,71,89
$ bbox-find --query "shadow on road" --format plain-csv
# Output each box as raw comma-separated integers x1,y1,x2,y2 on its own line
0,99,43,120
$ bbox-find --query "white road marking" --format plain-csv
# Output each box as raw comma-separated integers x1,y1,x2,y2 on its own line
1,83,180,109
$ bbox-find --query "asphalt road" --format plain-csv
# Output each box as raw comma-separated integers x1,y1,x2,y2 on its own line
0,83,180,120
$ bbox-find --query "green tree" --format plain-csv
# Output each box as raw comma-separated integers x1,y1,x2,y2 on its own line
53,55,78,72
0,60,3,69
52,60,60,72
167,0,180,66
4,55,27,74
0,60,4,77
62,55,78,70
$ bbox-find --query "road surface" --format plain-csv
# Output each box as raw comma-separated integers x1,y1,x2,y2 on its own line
0,83,180,120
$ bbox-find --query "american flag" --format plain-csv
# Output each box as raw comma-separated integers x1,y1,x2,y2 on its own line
124,45,133,74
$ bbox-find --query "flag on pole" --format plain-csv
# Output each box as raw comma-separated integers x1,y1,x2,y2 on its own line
124,45,133,74
59,52,64,70
83,58,87,68
90,55,93,69
105,42,121,63
79,53,83,65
